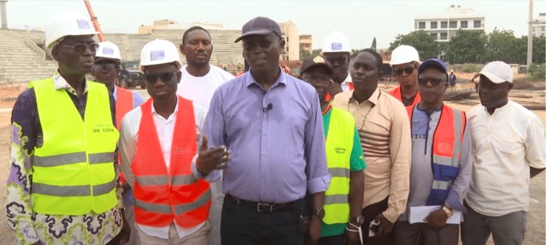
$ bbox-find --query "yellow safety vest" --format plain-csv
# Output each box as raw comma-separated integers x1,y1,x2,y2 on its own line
323,107,354,224
32,77,119,215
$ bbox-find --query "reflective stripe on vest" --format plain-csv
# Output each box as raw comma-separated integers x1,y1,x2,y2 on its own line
115,87,134,183
388,86,421,106
32,78,119,215
132,97,211,228
406,105,466,205
323,107,354,225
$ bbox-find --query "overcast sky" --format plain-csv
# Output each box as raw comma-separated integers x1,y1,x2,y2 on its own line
5,0,547,49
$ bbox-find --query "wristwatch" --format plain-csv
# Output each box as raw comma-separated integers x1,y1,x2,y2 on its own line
442,205,453,218
312,208,325,219
350,215,365,226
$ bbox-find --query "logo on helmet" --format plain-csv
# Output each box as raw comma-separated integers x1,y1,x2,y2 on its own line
331,42,342,51
76,19,91,30
150,50,166,61
103,47,114,55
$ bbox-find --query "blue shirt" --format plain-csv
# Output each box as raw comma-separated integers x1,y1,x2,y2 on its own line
204,70,331,203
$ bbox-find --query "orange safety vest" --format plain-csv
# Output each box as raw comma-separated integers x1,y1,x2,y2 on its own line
388,86,421,106
406,104,466,205
115,87,134,183
132,97,211,228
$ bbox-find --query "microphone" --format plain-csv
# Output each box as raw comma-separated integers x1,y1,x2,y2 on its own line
263,103,273,112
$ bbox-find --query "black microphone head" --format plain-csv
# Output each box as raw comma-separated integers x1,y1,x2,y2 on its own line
267,103,273,110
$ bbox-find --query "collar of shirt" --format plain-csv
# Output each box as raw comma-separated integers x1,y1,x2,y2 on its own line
53,70,89,95
244,67,287,89
113,86,118,100
482,101,511,115
350,88,381,106
151,96,179,121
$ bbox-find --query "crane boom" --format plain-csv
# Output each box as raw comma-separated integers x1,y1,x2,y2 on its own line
83,0,105,42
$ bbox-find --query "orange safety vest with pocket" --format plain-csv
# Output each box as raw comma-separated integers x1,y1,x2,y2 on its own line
132,96,211,228
406,104,466,206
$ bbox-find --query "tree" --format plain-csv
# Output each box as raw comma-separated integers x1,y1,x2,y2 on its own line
485,29,525,64
533,35,546,64
371,37,377,51
388,30,439,60
445,30,488,64
310,49,322,56
299,45,311,60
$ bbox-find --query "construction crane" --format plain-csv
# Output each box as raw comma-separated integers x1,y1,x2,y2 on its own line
83,0,105,42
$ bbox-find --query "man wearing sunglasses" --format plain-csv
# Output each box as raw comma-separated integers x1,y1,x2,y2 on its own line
388,45,421,106
7,10,128,245
321,31,352,96
119,39,229,244
176,25,235,245
92,40,144,245
202,17,330,245
392,58,471,245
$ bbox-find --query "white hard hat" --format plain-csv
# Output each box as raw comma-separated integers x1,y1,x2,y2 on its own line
95,41,122,62
139,39,182,72
390,45,420,66
321,31,351,54
44,10,97,49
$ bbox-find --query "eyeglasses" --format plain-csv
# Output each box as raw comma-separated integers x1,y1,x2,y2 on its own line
93,63,117,71
325,56,348,65
418,77,446,86
393,66,415,76
145,71,178,84
59,43,100,53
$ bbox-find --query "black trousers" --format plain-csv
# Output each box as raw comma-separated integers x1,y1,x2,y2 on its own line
221,196,305,245
361,197,392,245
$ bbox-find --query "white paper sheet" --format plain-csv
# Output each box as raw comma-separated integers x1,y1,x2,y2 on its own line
409,206,462,224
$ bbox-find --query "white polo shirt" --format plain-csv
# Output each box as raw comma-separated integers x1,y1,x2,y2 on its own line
465,100,545,216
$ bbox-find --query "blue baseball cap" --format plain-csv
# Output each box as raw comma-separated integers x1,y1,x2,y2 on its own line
418,58,447,75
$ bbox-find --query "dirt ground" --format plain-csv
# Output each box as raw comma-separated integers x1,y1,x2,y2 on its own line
0,82,544,244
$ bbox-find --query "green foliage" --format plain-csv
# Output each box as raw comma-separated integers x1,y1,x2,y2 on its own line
462,64,481,73
310,49,322,56
533,36,546,64
388,30,439,60
445,30,488,64
299,46,311,60
485,29,526,64
528,63,546,81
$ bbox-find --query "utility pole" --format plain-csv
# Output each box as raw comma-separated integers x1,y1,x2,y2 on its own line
0,0,8,29
527,0,533,67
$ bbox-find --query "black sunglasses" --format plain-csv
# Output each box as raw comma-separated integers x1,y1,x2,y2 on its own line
59,43,100,53
93,63,117,71
145,71,178,84
393,66,415,76
418,77,446,86
325,56,348,65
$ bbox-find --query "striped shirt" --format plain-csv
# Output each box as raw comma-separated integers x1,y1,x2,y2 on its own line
332,88,411,223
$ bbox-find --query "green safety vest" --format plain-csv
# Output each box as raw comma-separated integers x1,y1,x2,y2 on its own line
32,77,119,215
323,107,354,224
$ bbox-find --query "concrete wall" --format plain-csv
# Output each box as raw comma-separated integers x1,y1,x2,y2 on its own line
0,28,245,83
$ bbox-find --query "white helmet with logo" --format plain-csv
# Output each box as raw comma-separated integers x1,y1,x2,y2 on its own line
139,39,182,72
95,41,122,62
44,10,97,49
390,45,420,66
321,31,352,54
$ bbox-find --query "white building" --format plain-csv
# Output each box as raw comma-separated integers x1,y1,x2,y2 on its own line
414,5,485,43
532,13,546,37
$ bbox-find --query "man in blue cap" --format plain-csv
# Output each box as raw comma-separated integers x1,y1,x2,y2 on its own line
201,17,330,245
392,58,472,245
